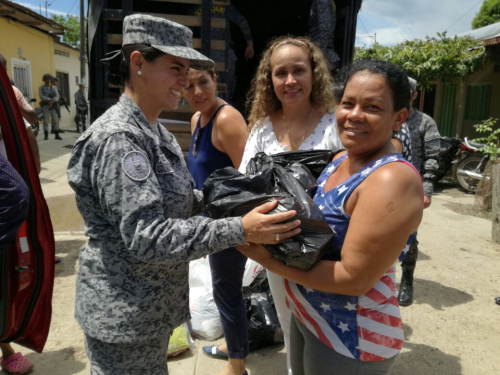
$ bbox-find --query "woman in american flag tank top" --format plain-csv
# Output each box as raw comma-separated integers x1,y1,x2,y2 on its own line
238,60,424,374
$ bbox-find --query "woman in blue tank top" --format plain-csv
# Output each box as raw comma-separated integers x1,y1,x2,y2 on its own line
183,68,249,375
238,61,424,374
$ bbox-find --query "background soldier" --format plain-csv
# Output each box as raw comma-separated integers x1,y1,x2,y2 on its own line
51,76,69,132
74,83,88,133
38,73,61,140
398,77,441,306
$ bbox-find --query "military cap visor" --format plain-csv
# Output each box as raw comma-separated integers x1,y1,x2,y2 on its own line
101,14,214,71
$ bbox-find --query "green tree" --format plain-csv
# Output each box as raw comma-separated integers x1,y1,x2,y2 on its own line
472,0,500,29
355,33,486,89
51,14,81,47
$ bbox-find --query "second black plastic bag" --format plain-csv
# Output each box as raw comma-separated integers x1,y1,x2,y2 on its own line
203,152,334,270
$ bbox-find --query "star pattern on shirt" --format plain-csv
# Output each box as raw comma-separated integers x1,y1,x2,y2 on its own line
327,165,335,173
319,180,326,188
338,185,348,194
319,204,325,210
338,322,350,333
305,287,314,293
320,302,331,312
344,302,357,311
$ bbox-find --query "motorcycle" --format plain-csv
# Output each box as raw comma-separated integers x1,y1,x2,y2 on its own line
436,137,463,183
454,137,490,193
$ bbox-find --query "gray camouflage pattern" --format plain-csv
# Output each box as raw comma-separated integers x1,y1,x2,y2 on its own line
309,0,340,69
38,84,59,102
405,108,441,196
84,333,169,374
122,14,214,71
67,93,245,343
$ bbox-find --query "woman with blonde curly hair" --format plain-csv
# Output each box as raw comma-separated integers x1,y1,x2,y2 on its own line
238,35,343,375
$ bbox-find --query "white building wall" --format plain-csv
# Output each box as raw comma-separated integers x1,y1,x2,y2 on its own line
53,42,89,128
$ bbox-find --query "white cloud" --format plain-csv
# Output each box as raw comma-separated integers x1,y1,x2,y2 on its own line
14,2,77,17
356,0,482,46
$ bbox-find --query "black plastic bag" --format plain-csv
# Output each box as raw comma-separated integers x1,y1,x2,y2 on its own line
243,273,284,352
258,149,338,179
203,152,334,270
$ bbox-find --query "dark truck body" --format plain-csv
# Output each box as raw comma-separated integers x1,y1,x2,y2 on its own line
88,0,362,150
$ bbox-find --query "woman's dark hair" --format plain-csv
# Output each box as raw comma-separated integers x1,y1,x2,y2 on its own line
107,44,165,86
338,60,411,112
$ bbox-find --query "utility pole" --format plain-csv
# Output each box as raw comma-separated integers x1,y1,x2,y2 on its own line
39,4,42,15
374,32,377,45
80,0,86,87
45,1,48,17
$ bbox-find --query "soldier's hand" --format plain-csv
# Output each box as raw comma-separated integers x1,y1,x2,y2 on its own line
241,200,301,245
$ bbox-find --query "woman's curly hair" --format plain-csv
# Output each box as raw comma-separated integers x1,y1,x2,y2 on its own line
246,36,336,130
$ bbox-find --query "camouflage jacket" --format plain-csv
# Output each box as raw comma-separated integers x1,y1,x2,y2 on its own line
67,94,245,343
38,85,59,104
309,0,340,69
406,109,441,196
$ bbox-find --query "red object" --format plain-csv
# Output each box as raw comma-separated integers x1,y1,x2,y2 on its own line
0,64,55,352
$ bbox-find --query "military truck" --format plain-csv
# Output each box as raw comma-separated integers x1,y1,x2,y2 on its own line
88,0,362,151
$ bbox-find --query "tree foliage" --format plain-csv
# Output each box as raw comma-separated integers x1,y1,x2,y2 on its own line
354,33,486,89
474,118,500,160
51,14,81,47
472,0,500,30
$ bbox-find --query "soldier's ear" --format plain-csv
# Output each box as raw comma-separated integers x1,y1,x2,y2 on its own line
130,51,143,74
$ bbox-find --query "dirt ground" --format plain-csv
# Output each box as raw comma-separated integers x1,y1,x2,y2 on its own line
4,180,500,375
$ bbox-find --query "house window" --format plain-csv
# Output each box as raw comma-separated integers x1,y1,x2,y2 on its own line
465,83,492,121
11,58,33,102
56,72,70,107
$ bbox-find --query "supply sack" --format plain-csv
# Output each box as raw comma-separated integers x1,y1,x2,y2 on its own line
167,323,195,357
250,149,337,179
188,258,223,340
243,272,284,352
203,152,334,270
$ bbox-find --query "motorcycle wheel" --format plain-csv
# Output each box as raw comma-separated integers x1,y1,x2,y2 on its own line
456,154,483,193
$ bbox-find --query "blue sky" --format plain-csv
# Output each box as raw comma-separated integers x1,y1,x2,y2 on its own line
13,0,484,46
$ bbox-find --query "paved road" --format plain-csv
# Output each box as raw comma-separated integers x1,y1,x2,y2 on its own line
3,117,499,374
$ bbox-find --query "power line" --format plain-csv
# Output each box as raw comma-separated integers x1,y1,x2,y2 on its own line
358,16,370,36
445,0,483,32
68,0,78,15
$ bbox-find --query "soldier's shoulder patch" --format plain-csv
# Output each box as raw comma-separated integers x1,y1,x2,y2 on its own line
122,151,151,181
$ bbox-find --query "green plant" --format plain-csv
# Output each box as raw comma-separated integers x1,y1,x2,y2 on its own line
473,118,500,160
355,32,486,89
472,0,500,30
52,14,83,47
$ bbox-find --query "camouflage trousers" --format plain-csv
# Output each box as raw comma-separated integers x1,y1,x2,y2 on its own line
84,333,170,375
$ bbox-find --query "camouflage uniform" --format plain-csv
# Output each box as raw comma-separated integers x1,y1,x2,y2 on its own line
38,85,59,132
189,4,253,101
67,93,245,373
399,108,441,307
74,90,88,132
309,0,340,70
405,108,441,197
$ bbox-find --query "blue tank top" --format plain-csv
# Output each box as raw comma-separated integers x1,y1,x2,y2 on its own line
285,153,420,362
187,104,234,189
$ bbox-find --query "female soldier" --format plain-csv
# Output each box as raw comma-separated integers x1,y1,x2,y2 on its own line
239,60,424,374
67,15,300,375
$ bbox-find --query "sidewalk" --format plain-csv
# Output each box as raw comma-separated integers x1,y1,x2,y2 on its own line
3,116,500,374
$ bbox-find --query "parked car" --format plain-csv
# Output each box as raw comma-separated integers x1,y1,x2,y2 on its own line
0,63,55,352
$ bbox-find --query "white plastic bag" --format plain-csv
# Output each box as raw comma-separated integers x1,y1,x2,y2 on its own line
189,258,223,340
242,259,265,288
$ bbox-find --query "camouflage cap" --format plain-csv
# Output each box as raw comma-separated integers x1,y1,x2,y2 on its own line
102,14,214,71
